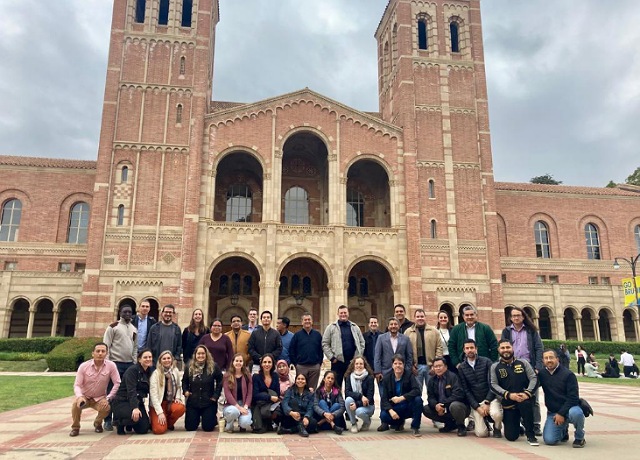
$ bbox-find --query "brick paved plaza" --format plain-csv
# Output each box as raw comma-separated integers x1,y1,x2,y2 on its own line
0,379,636,460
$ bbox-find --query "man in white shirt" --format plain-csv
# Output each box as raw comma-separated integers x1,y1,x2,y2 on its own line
620,350,637,378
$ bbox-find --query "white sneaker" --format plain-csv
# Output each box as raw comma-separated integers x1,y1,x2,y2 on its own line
350,423,359,434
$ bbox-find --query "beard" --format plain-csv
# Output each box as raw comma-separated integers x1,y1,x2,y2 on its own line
500,351,513,361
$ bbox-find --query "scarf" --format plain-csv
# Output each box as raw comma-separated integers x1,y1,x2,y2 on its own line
276,359,291,396
349,369,368,394
319,384,339,403
163,366,177,401
416,326,425,359
193,362,205,378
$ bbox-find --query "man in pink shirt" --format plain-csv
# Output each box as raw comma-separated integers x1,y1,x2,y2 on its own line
70,342,121,436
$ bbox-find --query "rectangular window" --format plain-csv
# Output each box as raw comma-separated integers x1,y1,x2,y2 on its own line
3,261,17,271
181,0,193,27
135,0,146,23
58,263,72,272
536,275,546,284
600,277,610,285
158,0,169,25
501,274,507,283
588,276,598,285
549,275,559,284
75,263,86,273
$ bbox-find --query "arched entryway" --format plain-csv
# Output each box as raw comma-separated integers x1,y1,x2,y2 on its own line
598,309,612,342
33,299,54,337
210,256,261,324
503,305,515,327
623,309,638,341
563,308,578,340
8,298,29,338
214,152,263,223
539,307,553,339
279,257,329,328
347,259,394,326
581,309,596,341
56,299,77,337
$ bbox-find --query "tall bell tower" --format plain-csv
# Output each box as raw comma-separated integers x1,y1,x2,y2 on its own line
79,0,219,334
376,0,503,323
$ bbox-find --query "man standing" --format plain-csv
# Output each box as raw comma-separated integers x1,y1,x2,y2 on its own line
277,316,294,364
378,354,423,437
242,308,259,333
248,310,282,372
102,304,137,431
374,317,413,382
322,305,365,388
538,349,586,448
363,316,381,369
289,312,323,390
132,298,156,350
620,349,637,378
148,304,182,362
449,305,498,367
390,304,414,333
501,306,544,435
422,357,469,437
490,340,539,446
70,342,121,436
404,309,442,392
457,339,503,438
226,314,251,367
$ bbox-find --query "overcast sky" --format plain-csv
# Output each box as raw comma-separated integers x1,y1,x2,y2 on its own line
1,0,638,186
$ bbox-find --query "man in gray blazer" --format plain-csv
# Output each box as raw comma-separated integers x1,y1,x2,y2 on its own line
374,317,413,386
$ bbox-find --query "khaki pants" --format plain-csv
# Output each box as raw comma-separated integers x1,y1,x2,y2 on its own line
71,397,110,430
470,400,503,437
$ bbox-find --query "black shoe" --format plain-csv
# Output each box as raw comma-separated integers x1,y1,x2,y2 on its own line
377,423,390,432
492,428,502,438
439,424,456,433
333,425,344,435
561,432,569,442
412,428,421,437
534,425,542,437
125,425,133,433
253,428,267,434
527,436,539,446
277,425,292,435
298,423,309,438
116,425,126,435
573,438,586,448
466,420,475,431
394,423,405,433
457,426,467,437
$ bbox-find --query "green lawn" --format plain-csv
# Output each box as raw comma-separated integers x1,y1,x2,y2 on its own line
0,359,48,372
0,376,75,412
568,353,640,387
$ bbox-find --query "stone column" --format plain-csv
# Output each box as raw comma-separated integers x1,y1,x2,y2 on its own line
593,318,600,341
50,308,60,337
575,316,583,342
26,307,36,339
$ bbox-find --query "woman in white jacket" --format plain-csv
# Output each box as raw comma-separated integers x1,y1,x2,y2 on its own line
150,350,186,434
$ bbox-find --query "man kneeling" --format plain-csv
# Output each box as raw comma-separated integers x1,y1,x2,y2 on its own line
538,349,586,448
378,354,423,437
422,357,470,436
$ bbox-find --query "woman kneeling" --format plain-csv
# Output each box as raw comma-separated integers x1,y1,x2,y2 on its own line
182,345,223,431
149,351,185,434
111,349,154,435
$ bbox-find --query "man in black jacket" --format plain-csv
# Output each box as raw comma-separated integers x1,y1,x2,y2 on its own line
490,340,538,446
422,357,469,436
377,354,423,437
248,310,282,373
538,349,586,448
363,316,381,369
458,339,503,438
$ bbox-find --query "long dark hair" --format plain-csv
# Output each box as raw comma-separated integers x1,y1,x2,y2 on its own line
188,308,207,334
258,353,276,377
510,306,538,332
437,310,453,329
226,353,251,392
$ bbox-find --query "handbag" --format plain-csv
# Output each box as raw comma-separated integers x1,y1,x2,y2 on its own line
578,398,593,417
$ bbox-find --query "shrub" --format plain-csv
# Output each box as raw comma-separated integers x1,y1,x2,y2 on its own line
0,337,70,354
46,337,102,372
542,339,640,356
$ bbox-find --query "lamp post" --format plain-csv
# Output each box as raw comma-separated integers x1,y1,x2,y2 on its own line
613,253,640,308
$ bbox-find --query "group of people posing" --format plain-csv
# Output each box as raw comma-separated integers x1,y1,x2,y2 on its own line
70,302,587,449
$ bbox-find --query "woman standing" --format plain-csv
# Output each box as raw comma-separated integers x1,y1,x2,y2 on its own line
149,351,185,434
111,348,154,435
437,310,453,370
182,345,223,432
279,374,317,437
222,354,253,433
344,356,375,433
575,345,587,376
313,370,346,434
198,318,234,371
251,353,281,433
182,309,209,367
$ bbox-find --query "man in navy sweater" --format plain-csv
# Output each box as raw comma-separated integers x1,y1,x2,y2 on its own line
538,349,586,448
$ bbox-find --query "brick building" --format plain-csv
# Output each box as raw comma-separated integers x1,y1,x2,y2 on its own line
1,0,639,343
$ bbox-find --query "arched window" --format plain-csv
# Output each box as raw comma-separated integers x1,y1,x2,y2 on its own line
158,0,169,25
302,276,312,296
181,0,193,27
430,219,437,239
348,276,357,297
534,221,551,258
176,104,183,124
346,189,364,227
117,205,125,226
242,275,252,295
450,21,460,53
231,273,241,295
391,24,398,73
291,275,301,295
284,187,309,224
121,166,129,183
359,278,369,297
218,275,229,295
418,18,428,50
226,184,252,222
279,276,289,296
179,56,186,75
67,202,90,244
635,225,640,253
0,199,22,242
585,223,601,260
428,179,435,198
135,0,146,23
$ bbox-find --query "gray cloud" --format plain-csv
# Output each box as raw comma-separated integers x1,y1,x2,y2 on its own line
0,0,637,186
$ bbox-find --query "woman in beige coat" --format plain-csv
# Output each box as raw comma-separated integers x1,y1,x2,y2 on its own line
149,350,185,434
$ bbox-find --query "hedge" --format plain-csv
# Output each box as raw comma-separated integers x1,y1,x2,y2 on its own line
46,337,103,372
542,339,640,356
0,337,70,354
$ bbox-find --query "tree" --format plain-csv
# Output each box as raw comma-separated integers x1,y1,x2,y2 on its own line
625,167,640,186
530,174,562,185
605,180,617,188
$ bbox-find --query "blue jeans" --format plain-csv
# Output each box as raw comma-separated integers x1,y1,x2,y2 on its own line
415,364,430,393
344,396,375,426
316,400,345,429
543,406,585,444
379,397,423,429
